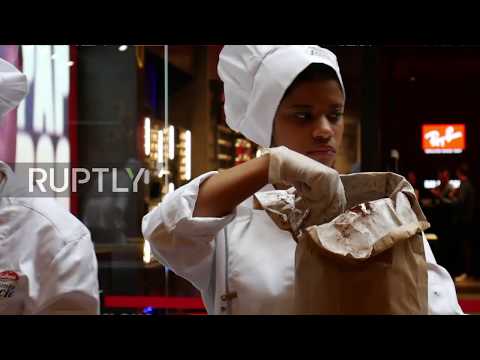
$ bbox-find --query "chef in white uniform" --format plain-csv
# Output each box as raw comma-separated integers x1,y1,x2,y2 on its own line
142,45,463,315
0,57,99,314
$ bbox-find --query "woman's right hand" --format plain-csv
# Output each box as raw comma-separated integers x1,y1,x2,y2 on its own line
268,146,346,224
192,145,346,222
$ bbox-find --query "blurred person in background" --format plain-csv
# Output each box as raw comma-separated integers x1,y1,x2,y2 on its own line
406,170,420,200
449,164,477,282
431,168,455,203
430,168,455,274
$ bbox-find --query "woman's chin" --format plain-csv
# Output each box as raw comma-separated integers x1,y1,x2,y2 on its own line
307,153,335,167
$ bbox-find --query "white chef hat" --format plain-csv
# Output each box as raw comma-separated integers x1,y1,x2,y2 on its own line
0,57,28,119
218,45,345,148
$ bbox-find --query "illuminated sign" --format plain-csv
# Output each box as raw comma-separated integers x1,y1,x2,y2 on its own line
422,124,465,154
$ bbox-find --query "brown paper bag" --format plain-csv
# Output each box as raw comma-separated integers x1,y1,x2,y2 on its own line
255,172,430,315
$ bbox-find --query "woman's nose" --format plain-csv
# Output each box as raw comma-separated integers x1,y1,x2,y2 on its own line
312,116,334,140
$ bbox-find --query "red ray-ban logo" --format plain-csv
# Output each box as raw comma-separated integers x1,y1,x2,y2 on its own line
422,124,465,154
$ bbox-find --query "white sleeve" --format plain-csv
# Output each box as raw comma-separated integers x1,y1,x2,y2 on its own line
34,233,100,315
142,171,236,292
422,233,464,315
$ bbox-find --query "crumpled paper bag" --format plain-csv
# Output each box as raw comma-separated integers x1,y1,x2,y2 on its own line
254,172,429,314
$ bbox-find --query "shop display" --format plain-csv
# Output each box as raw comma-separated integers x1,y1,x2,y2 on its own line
143,116,192,208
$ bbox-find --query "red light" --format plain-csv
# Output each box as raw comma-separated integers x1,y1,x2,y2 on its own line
104,296,205,310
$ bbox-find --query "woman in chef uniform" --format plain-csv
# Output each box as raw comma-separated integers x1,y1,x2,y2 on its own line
0,56,99,315
142,45,463,315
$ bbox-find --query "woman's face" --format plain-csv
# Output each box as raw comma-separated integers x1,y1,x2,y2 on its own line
272,79,345,168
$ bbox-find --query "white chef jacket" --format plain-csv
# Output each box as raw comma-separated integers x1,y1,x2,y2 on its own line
142,172,464,315
0,162,99,314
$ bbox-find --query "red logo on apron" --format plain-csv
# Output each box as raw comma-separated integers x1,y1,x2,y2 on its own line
0,271,20,299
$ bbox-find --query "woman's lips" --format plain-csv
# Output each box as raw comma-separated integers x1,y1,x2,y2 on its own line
306,148,337,162
307,147,336,156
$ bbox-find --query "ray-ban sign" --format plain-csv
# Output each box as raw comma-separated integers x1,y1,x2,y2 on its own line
422,124,465,154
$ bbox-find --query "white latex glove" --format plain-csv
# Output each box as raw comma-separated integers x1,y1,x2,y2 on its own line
268,146,346,226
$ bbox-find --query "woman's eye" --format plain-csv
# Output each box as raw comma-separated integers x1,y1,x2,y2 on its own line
328,112,343,122
294,112,312,120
